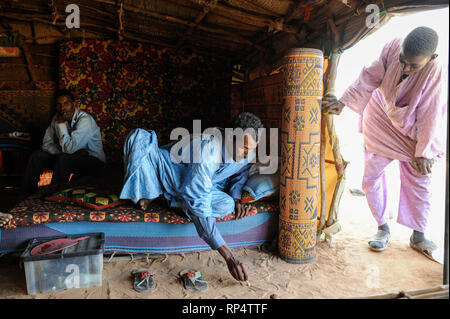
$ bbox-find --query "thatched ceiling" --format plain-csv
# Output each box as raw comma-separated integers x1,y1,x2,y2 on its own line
0,0,448,72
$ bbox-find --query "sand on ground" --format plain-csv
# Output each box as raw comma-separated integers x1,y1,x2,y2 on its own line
0,118,446,299
0,184,444,299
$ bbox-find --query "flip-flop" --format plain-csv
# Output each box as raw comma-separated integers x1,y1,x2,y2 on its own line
368,230,390,252
409,236,442,263
349,188,366,197
179,269,208,292
131,268,156,292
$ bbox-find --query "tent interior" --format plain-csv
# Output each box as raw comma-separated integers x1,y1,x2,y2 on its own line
0,0,448,299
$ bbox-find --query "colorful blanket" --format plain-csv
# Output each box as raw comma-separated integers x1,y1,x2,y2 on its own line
1,181,279,254
4,192,277,229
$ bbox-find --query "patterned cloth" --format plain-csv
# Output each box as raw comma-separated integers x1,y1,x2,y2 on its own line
4,189,278,229
59,40,231,163
45,186,126,210
0,81,56,134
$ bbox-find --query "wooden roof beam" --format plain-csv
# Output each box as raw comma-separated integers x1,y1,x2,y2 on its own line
0,6,253,48
92,0,264,51
0,20,38,81
0,13,236,59
176,0,218,47
187,0,304,34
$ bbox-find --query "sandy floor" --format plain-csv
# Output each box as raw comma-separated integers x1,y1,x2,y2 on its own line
0,112,446,299
0,186,444,299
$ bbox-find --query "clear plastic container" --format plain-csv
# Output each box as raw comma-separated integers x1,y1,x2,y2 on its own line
20,233,104,295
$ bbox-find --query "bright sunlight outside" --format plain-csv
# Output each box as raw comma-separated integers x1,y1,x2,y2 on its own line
334,7,448,248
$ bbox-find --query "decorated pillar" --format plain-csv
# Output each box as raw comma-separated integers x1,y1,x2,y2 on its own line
278,48,324,263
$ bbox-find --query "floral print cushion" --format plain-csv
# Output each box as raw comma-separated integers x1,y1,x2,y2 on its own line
3,190,278,229
45,187,126,210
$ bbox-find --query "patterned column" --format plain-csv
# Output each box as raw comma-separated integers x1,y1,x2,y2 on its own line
278,48,323,263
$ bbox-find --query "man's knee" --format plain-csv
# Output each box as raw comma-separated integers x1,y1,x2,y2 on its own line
53,153,78,171
55,152,73,162
211,193,235,216
29,149,51,162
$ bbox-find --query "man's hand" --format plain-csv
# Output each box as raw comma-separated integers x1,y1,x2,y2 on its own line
322,95,345,115
234,198,251,220
217,245,248,282
411,157,434,175
55,112,69,124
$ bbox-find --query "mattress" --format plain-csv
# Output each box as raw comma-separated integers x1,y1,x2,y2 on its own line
0,176,279,254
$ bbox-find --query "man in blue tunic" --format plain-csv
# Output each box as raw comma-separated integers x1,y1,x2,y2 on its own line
120,113,264,282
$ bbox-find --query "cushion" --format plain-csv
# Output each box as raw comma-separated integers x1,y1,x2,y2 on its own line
242,169,279,202
240,190,259,204
45,186,126,210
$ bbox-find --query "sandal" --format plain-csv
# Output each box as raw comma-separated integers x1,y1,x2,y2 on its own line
131,268,156,292
368,230,390,252
409,236,443,263
179,269,208,292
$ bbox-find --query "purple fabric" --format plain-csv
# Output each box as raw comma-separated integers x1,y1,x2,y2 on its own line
340,38,448,162
0,213,278,254
362,148,432,232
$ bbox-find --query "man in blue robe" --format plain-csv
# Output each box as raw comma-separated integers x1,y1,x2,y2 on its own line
120,113,264,282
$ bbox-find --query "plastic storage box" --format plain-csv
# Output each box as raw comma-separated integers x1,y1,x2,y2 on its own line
20,232,104,295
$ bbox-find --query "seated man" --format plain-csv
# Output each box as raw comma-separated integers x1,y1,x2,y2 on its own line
21,89,106,196
120,112,264,282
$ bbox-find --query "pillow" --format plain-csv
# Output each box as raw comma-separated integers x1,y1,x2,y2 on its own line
241,190,257,204
242,169,279,203
45,187,126,210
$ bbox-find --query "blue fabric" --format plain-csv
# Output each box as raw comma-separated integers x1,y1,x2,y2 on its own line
243,170,279,200
120,128,253,218
42,108,106,162
0,212,276,254
119,128,256,249
184,213,226,250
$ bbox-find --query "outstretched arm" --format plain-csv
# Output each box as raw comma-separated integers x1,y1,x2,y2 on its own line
324,39,398,115
217,245,248,282
180,138,249,281
186,213,248,282
339,40,393,113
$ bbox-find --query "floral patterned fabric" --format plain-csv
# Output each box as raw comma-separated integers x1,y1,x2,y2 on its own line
240,190,278,204
45,187,126,210
3,190,278,229
59,40,231,163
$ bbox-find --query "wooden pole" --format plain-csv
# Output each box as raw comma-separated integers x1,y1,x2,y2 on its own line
318,95,327,232
318,15,348,235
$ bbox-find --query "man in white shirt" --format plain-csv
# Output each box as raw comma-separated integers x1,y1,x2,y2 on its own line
21,89,106,196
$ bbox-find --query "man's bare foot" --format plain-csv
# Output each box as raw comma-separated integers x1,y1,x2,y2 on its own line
138,198,152,211
0,212,13,228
